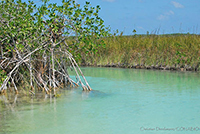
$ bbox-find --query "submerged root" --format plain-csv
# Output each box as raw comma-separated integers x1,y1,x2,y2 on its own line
15,90,19,94
8,87,13,93
49,86,52,92
46,90,50,95
29,90,35,95
1,89,7,95
0,90,3,95
87,86,92,91
82,86,92,91
30,86,34,91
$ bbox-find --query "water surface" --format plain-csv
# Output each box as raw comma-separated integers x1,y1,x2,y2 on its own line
0,67,200,134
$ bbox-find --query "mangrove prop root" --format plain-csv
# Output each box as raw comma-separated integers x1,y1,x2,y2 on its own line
0,15,93,94
30,86,34,91
29,90,35,95
0,43,92,94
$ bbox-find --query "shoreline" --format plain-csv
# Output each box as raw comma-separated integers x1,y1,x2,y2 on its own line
77,34,200,73
80,63,199,72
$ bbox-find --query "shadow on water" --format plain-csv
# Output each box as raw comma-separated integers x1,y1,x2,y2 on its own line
81,90,109,100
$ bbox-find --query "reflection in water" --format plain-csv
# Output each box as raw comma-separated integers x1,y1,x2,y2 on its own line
0,92,59,111
0,92,60,134
0,95,16,112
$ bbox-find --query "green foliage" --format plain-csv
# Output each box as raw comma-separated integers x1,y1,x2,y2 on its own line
132,29,136,33
0,0,43,56
0,69,7,87
0,0,109,57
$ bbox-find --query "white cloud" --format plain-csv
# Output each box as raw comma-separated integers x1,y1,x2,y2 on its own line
103,0,115,2
157,10,174,20
166,10,174,15
171,1,184,8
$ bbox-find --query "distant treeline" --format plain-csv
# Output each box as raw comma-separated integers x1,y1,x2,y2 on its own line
74,33,200,71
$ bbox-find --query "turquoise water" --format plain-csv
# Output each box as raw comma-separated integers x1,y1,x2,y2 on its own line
0,67,200,134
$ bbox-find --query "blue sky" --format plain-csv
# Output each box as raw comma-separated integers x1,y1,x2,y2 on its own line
46,0,200,35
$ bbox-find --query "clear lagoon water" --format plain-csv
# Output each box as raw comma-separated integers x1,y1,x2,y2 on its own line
0,67,200,134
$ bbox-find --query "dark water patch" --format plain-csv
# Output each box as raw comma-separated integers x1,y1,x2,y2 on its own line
81,90,109,99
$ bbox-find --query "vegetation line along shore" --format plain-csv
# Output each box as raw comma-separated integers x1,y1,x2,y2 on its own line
76,34,200,71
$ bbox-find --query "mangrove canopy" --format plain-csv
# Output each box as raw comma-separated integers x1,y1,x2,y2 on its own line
0,0,109,95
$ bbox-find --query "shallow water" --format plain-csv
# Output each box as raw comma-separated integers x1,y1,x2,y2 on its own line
0,67,200,134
